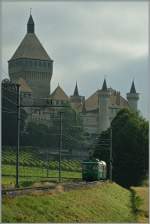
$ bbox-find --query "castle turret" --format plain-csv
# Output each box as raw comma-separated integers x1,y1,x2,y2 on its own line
8,14,53,98
98,79,110,133
127,81,139,112
73,81,79,96
70,82,85,108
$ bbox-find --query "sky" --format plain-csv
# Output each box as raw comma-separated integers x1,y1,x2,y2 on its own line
1,1,149,119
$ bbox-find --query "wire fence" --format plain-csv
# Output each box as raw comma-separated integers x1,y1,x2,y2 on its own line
2,80,89,188
2,146,85,188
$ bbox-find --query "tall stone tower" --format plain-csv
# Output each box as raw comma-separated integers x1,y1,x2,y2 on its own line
8,14,53,98
127,81,139,112
98,79,110,133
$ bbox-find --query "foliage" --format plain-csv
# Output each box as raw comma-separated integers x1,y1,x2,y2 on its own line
93,108,149,187
52,105,85,152
21,105,85,152
131,186,149,222
2,183,136,223
2,84,27,146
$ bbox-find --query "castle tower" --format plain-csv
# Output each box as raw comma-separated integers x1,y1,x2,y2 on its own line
8,14,53,98
127,81,139,112
98,79,110,133
70,82,85,108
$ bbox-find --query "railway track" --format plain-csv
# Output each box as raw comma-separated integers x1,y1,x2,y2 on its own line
2,180,106,197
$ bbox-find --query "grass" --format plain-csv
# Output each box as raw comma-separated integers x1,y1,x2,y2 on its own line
2,164,81,188
2,182,136,223
132,186,149,223
2,148,82,188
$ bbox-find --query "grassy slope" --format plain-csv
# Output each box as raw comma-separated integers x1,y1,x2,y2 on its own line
2,182,136,223
132,186,149,223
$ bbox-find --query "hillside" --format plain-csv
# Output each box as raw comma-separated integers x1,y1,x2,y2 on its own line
2,182,137,223
132,186,149,223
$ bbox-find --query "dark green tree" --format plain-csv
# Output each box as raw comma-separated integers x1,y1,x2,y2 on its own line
21,105,85,154
2,82,27,146
93,108,148,187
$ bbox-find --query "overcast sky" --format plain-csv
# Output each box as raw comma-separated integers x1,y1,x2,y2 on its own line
1,1,149,119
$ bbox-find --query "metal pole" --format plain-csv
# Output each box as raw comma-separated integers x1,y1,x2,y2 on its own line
46,149,49,178
109,127,113,181
16,84,20,188
58,112,63,182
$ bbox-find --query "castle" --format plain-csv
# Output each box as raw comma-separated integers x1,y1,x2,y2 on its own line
9,15,139,136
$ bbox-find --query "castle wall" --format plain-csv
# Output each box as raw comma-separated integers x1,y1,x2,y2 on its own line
81,112,98,134
9,58,53,98
127,93,139,112
98,92,110,133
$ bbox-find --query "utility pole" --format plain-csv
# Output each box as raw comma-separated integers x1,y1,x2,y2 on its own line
16,84,20,188
46,148,49,178
58,112,63,182
109,127,113,181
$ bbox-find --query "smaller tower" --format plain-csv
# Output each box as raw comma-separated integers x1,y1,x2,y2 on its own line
74,81,79,96
127,81,139,112
70,82,84,108
98,79,110,133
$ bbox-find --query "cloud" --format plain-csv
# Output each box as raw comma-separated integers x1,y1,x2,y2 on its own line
1,1,149,119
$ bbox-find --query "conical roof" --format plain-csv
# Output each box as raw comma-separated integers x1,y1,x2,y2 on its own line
130,81,136,93
28,15,34,25
9,15,52,61
27,15,34,33
73,82,79,96
102,79,107,91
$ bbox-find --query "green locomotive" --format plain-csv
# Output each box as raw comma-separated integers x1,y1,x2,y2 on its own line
82,159,107,181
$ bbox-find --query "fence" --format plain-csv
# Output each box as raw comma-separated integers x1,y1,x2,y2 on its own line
2,79,89,188
2,146,85,188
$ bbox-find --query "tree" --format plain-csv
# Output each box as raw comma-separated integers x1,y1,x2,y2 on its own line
93,108,148,187
21,122,52,147
21,105,85,154
2,82,27,146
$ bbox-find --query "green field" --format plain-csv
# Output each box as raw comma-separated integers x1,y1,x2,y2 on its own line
2,164,81,188
2,182,137,223
2,148,82,187
2,148,82,171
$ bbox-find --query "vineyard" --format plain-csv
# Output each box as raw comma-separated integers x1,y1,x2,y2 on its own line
2,147,82,187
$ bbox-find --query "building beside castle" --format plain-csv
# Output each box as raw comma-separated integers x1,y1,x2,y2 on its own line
9,15,140,136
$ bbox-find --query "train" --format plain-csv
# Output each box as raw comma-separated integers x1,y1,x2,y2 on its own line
82,158,107,181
